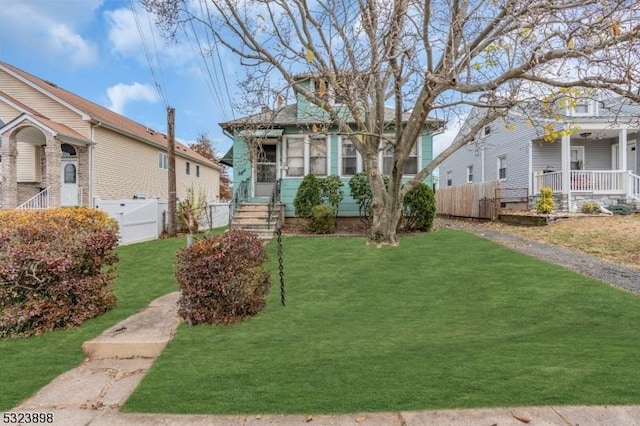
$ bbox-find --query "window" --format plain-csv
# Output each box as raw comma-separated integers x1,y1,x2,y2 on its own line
64,163,76,184
158,152,168,170
446,170,452,187
196,165,200,177
309,136,327,176
570,99,594,116
570,147,584,170
285,137,305,177
498,156,507,180
382,142,418,175
483,125,491,136
61,143,77,157
466,165,474,183
341,139,358,176
186,162,191,175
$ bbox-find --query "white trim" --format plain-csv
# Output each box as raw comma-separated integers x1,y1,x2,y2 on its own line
158,152,168,170
528,140,533,195
570,146,585,170
466,165,474,183
497,155,507,181
338,135,362,177
378,137,421,176
0,63,91,120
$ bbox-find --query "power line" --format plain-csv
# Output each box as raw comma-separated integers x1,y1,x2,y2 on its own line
129,0,169,108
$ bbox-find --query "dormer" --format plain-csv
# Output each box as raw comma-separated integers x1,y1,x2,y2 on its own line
567,99,598,117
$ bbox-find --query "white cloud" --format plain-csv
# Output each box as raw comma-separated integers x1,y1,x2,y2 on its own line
105,6,194,67
106,82,159,114
0,0,100,67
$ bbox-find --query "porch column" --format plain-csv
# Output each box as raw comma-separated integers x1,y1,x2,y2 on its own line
0,133,18,208
619,128,628,196
619,128,628,171
44,135,61,207
561,125,571,210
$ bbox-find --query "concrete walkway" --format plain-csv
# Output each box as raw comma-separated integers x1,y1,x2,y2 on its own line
11,293,640,425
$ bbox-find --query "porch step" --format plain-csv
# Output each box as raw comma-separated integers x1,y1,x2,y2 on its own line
230,203,284,240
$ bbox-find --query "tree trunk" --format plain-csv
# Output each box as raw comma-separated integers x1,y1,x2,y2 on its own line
366,155,403,246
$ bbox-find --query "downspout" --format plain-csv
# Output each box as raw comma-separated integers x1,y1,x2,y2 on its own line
90,121,103,207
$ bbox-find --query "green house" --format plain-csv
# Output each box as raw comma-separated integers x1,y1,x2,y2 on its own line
219,76,443,234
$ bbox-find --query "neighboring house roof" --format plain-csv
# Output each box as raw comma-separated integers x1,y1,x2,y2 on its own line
0,61,221,170
219,103,444,131
0,112,90,144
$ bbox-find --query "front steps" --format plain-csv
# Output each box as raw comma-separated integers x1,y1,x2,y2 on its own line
230,203,284,240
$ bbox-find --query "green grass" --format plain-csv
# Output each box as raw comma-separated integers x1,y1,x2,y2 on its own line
0,232,213,411
122,229,640,414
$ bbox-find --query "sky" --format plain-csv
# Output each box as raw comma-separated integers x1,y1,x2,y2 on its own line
0,0,456,163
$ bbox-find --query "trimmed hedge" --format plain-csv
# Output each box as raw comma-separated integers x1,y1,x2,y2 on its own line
175,230,271,325
0,208,119,338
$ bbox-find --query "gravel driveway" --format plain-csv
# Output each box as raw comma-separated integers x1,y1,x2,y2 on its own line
437,218,640,294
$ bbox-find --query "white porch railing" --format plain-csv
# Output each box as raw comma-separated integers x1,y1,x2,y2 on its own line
17,187,50,210
533,170,628,194
630,173,640,200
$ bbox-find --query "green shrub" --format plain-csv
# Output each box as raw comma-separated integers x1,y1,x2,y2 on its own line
580,201,600,214
175,230,271,325
348,172,389,223
294,174,322,217
607,204,634,215
320,175,344,219
403,183,436,231
0,208,119,338
310,205,336,234
534,187,554,214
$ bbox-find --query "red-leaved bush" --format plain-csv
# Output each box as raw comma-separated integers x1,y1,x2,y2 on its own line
176,230,271,325
0,207,119,338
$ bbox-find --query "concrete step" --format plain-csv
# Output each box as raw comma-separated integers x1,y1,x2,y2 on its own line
82,292,180,359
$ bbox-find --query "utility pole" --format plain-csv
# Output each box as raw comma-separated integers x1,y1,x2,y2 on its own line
167,106,177,237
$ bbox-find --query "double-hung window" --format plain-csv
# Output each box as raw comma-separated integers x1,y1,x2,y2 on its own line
309,136,327,176
158,152,168,170
284,136,328,177
285,137,305,177
498,156,507,180
466,165,474,183
382,142,418,175
446,170,452,187
341,139,358,176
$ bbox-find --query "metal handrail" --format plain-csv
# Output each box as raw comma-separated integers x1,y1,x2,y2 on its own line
267,178,282,226
229,178,250,224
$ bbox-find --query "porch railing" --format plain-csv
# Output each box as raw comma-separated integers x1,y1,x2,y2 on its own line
630,173,640,200
17,187,50,210
229,178,250,224
533,170,627,194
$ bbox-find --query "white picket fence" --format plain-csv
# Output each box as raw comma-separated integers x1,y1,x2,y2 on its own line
96,199,230,245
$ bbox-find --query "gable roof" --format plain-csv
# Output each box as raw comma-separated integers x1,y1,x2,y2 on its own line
0,61,221,170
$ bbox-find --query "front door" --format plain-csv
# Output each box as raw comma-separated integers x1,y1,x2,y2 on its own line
254,143,278,198
61,160,78,206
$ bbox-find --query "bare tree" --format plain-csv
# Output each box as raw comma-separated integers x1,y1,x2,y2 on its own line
142,0,640,245
190,132,233,201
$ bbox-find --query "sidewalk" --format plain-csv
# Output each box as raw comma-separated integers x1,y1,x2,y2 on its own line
11,292,640,426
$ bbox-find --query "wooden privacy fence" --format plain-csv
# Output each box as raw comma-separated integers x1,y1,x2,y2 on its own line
436,180,501,220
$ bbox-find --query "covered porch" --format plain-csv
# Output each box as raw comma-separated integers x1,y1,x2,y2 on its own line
0,113,91,209
531,127,640,209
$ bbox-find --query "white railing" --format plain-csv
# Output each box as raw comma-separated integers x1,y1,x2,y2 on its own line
534,170,628,194
17,187,50,210
630,173,640,200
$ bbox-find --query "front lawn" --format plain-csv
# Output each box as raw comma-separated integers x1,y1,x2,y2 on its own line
0,234,202,411
123,229,640,414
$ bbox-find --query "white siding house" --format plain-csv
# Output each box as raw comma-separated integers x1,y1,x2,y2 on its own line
439,98,640,211
0,61,222,210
